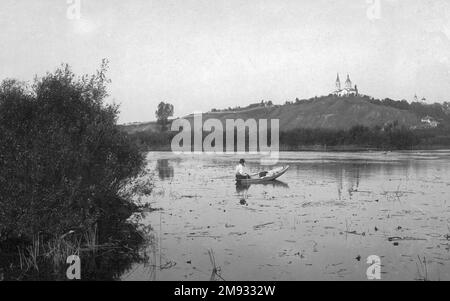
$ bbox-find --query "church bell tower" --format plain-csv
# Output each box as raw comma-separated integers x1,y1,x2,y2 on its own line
336,73,341,91
345,74,352,90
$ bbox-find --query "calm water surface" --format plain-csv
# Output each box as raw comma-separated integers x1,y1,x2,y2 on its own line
122,151,450,281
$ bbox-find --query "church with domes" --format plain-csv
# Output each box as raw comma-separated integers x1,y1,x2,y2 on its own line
334,73,358,97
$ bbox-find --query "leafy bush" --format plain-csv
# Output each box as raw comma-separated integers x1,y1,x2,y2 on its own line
0,61,145,242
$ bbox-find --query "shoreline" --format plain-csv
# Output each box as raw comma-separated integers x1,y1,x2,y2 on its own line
139,145,450,152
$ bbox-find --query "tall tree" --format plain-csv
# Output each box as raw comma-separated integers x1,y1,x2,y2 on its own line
155,102,174,131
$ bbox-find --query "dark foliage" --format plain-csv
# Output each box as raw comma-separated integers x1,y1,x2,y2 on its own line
130,130,176,151
155,102,174,131
280,124,420,149
365,98,450,125
0,61,145,242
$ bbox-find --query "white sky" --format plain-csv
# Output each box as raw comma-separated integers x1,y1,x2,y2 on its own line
1,0,450,123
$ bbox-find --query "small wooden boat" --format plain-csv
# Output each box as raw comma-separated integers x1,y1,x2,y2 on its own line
236,166,289,184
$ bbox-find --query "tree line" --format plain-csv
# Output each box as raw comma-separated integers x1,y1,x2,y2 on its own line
128,123,450,151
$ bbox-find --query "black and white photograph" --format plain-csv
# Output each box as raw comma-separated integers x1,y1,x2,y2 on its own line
1,0,450,288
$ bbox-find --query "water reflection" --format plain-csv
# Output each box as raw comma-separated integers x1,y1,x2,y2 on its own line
235,180,289,194
235,182,250,194
0,209,150,280
80,220,149,281
156,159,174,180
267,180,290,189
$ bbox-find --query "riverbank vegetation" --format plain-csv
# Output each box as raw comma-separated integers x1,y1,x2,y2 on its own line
128,124,450,151
0,61,152,280
280,124,421,150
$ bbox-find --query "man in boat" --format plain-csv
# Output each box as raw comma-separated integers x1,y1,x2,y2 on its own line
235,159,251,180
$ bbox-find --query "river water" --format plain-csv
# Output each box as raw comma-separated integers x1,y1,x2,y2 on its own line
122,151,450,281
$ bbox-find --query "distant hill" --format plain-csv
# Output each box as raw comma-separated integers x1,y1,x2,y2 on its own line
119,121,161,134
122,95,421,133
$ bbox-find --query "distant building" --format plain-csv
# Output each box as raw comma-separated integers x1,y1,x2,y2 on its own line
421,116,439,128
334,73,358,96
413,94,429,104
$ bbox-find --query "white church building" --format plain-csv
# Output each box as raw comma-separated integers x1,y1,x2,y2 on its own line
334,73,358,96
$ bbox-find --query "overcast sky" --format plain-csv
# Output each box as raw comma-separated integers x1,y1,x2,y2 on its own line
1,0,450,123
